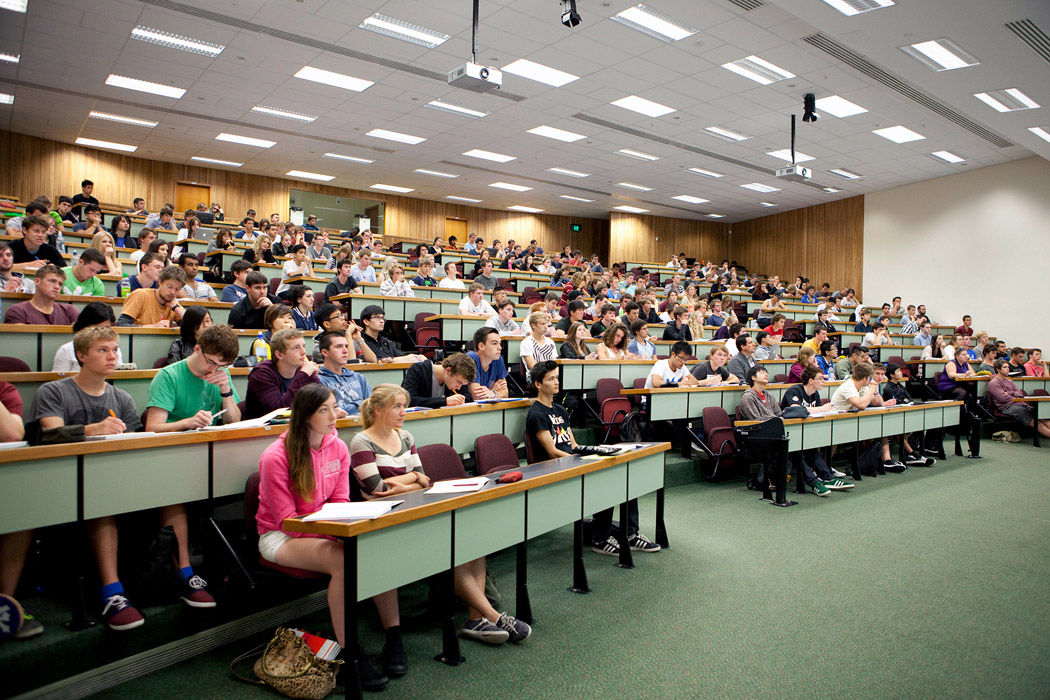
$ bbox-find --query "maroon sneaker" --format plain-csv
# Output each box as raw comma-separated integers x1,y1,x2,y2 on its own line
102,594,144,631
180,574,216,608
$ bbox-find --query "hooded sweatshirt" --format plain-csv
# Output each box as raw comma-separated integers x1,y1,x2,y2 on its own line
256,430,349,537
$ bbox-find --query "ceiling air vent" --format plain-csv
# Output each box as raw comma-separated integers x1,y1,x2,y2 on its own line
726,0,765,11
1005,19,1050,65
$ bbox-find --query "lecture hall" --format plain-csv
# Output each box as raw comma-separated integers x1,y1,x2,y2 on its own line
1,0,1049,697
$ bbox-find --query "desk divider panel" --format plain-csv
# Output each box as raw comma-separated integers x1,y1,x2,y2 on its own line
801,420,832,450
503,407,527,446
649,393,688,421
857,414,883,441
831,416,858,445
398,416,452,450
619,364,653,387
882,411,905,437
582,363,621,386
626,453,664,500
924,407,943,430
942,406,960,427
582,464,628,514
525,478,583,538
357,514,452,600
4,333,40,370
451,412,497,454
454,492,526,565
904,410,925,433
559,364,583,391
83,444,209,519
0,458,77,533
213,435,276,498
131,335,179,367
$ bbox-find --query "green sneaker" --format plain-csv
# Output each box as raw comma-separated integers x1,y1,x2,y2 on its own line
811,481,830,497
824,478,855,491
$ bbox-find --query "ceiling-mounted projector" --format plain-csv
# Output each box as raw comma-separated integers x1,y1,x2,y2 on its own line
775,164,812,182
448,62,502,92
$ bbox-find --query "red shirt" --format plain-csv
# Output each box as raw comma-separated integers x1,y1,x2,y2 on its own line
955,325,974,337
0,381,23,416
763,325,784,337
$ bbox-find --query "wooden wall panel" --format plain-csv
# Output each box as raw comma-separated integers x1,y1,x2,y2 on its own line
0,131,608,259
729,196,864,291
609,212,730,265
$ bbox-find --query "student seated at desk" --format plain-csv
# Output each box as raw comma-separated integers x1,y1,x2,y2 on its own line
379,264,415,298
277,245,311,298
520,311,557,370
0,381,39,638
1024,349,1048,377
411,256,438,287
146,324,242,431
880,364,936,467
350,384,531,650
597,323,637,361
778,366,853,496
316,331,371,415
936,346,976,402
51,302,123,371
218,260,251,303
988,359,1050,439
350,250,377,285
166,307,212,363
401,353,473,408
814,340,837,380
33,327,216,629
438,261,466,290
459,283,495,316
830,361,879,414
245,329,325,419
2,264,79,324
359,305,425,363
9,214,66,272
61,247,107,296
288,286,317,331
645,341,699,389
324,258,359,301
835,345,870,380
691,344,738,385
314,303,376,363
527,360,660,557
854,308,874,334
229,271,280,329
977,345,998,374
590,303,620,338
559,321,596,359
754,330,781,361
466,327,510,400
473,260,497,290
727,334,757,381
864,323,894,348
128,252,164,293
485,299,521,336
118,265,186,327
250,303,296,360
627,319,657,359
178,253,217,301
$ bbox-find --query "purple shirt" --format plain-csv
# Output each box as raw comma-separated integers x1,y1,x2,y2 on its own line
3,300,79,325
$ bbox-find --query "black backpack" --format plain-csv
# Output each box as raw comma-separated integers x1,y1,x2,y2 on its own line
618,409,650,443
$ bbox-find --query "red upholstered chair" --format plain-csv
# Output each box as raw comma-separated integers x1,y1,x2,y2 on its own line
596,378,631,443
153,357,171,369
418,443,468,482
244,473,323,580
267,277,281,297
695,406,740,480
0,356,31,372
414,312,442,358
773,374,790,384
473,434,520,475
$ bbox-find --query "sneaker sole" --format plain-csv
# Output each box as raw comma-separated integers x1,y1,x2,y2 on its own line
180,596,217,609
107,617,145,632
14,623,44,639
825,484,855,490
591,547,619,556
460,630,509,645
811,489,830,497
629,543,662,552
508,628,532,643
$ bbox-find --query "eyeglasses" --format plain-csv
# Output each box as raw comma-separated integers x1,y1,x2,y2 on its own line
201,354,230,370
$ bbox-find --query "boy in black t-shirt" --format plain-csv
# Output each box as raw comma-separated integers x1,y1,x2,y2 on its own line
779,366,853,496
525,361,660,556
881,365,934,467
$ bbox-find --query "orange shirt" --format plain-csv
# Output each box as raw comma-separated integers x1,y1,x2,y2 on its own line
120,288,180,326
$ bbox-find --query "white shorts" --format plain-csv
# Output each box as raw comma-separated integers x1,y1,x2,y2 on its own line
258,530,291,563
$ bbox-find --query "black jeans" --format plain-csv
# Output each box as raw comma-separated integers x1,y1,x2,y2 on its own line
591,500,639,544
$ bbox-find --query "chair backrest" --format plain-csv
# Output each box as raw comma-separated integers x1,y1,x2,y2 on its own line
524,430,538,464
773,373,789,384
414,311,439,330
702,406,733,439
268,277,281,296
474,433,520,474
1034,389,1049,397
418,443,468,482
244,472,262,534
595,377,624,405
497,279,513,291
313,292,326,309
196,252,207,265
0,356,30,372
713,325,729,340
153,357,171,369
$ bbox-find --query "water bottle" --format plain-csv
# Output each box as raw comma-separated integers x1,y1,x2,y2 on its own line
71,250,80,267
54,230,66,254
118,273,130,298
253,332,270,363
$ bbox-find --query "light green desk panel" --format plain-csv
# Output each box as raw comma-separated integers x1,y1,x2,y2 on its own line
923,407,943,430
559,364,584,392
213,434,277,497
582,363,621,387
649,393,687,421
831,417,858,445
904,410,925,434
454,491,525,565
582,464,627,514
402,415,452,449
129,334,175,367
882,411,905,437
719,391,745,416
857,414,883,441
3,333,40,370
801,421,832,450
357,514,451,599
626,453,664,500
112,377,153,409
0,458,77,533
450,411,496,454
620,363,653,387
10,380,46,413
686,391,723,418
526,477,582,538
942,406,960,427
503,407,527,446
691,345,712,360
231,374,249,399
358,367,406,387
439,319,465,342
83,443,209,519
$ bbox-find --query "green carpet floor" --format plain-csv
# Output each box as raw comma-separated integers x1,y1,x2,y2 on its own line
76,441,1050,698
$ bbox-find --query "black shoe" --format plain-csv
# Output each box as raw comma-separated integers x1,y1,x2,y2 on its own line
381,641,408,678
340,652,389,693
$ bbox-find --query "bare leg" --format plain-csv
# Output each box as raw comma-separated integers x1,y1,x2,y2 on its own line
1036,419,1050,439
455,558,499,622
371,589,400,629
159,505,190,569
86,516,120,586
880,437,891,461
273,537,346,646
0,530,33,596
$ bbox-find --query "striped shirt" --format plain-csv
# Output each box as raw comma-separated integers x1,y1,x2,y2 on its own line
348,430,424,500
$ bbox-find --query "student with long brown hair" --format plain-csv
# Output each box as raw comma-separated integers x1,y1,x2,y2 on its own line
255,383,389,690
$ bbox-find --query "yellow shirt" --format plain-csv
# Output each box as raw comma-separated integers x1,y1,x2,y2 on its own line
801,337,821,354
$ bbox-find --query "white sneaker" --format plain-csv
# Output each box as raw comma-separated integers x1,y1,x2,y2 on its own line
830,468,847,479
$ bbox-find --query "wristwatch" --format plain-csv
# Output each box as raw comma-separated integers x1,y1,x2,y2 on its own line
220,389,234,398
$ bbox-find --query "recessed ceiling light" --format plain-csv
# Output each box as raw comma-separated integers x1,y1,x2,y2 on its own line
819,0,894,16
829,168,862,179
507,205,544,213
425,100,489,118
611,4,696,42
294,65,373,92
358,13,450,48
759,202,777,207
445,195,482,203
1029,127,1050,144
814,95,868,118
617,182,653,191
0,52,19,64
974,88,1040,113
547,167,590,178
0,0,28,12
527,125,586,142
873,125,925,143
721,55,794,85
560,195,594,202
323,152,374,163
0,92,13,105
365,128,425,145
462,149,516,162
704,126,750,142
105,74,186,99
766,149,815,163
611,95,676,118
901,38,979,71
707,213,726,218
930,150,966,164
672,195,709,204
130,26,224,56
88,111,158,127
371,184,414,193
287,170,335,182
489,182,533,192
823,186,841,192
215,132,275,148
741,183,781,193
414,168,458,178
502,58,579,87
251,105,317,122
688,167,724,178
617,148,660,161
75,137,137,152
191,156,243,167
613,205,650,213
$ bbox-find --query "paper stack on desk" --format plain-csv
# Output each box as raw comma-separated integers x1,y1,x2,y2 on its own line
427,476,490,494
302,500,403,522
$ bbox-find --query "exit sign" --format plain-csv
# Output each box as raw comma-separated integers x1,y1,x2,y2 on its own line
571,223,581,232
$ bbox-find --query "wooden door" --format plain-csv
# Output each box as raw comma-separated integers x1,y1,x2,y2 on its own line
444,217,467,242
175,182,210,215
